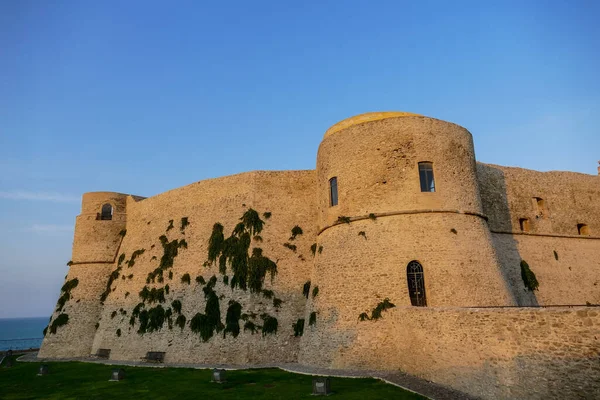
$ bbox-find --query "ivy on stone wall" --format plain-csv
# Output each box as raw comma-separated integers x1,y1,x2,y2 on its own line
118,254,126,266
273,298,283,308
137,305,166,334
166,220,174,231
181,273,191,284
176,314,186,330
520,260,539,291
127,249,145,268
312,286,319,298
139,286,166,304
302,281,311,299
260,314,278,336
206,209,277,294
48,313,69,334
146,235,187,283
56,278,79,312
289,226,303,240
553,250,559,261
358,298,396,322
308,312,317,326
283,243,297,252
100,267,122,303
224,300,243,338
171,300,182,314
180,217,189,233
310,243,317,256
337,216,351,224
292,319,305,337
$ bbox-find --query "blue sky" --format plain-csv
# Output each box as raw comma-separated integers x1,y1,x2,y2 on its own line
1,0,598,318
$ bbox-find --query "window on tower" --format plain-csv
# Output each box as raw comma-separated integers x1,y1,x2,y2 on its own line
100,203,113,220
329,177,338,207
418,162,435,192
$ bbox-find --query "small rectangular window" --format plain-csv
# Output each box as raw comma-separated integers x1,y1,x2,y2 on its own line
519,218,530,232
329,177,338,207
418,162,435,192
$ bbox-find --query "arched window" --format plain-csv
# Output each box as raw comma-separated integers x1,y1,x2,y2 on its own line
329,177,338,207
418,162,435,192
407,261,427,306
100,203,113,220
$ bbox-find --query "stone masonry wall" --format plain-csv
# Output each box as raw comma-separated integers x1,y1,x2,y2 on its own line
87,170,316,364
301,306,600,400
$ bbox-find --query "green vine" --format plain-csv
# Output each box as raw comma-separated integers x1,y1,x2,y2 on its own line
171,300,182,314
119,229,127,237
116,329,121,337
190,285,223,342
261,313,278,336
176,314,186,330
180,217,190,233
139,286,166,304
290,225,303,240
181,273,191,284
263,212,272,219
118,253,126,266
302,281,311,299
100,267,121,303
244,321,259,334
137,305,166,334
309,312,317,326
224,300,243,338
196,276,206,285
312,286,319,298
553,250,559,261
310,243,317,256
368,213,377,220
48,313,69,334
273,298,283,308
127,249,145,268
146,235,187,283
292,319,305,337
166,220,174,231
337,216,351,224
56,278,79,312
283,243,297,252
520,260,539,291
359,298,396,321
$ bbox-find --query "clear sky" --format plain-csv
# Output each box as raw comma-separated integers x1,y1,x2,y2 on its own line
0,0,598,318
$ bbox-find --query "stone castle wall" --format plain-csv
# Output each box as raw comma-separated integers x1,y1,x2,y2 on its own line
478,163,600,306
39,113,600,400
300,306,600,400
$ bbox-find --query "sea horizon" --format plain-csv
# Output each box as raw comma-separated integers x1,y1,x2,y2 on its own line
0,316,48,351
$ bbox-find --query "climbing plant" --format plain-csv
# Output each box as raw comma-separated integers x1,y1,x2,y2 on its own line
337,216,351,224
261,313,278,336
171,300,182,314
48,313,69,334
283,243,297,252
127,249,145,268
292,319,305,337
181,217,189,233
308,312,317,326
181,273,191,284
224,300,242,338
100,267,122,303
56,278,79,312
176,314,186,330
138,286,166,304
359,298,396,321
310,243,317,256
302,281,311,299
147,235,187,283
290,225,303,240
312,286,319,298
520,260,539,291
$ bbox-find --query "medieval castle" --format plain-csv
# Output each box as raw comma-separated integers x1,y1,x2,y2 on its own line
39,112,599,399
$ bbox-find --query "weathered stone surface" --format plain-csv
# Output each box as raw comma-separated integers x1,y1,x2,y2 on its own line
40,113,600,400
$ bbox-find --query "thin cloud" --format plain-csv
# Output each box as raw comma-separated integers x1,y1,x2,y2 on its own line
0,191,80,203
28,224,74,233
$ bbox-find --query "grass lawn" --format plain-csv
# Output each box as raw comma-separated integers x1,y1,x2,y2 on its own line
0,356,426,399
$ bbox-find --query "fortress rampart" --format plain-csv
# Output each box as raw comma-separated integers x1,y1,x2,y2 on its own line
39,113,600,399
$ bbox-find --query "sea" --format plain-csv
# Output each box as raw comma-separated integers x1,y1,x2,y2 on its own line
0,317,48,351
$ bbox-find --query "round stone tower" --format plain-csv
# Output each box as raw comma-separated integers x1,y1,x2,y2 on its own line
299,112,514,366
39,192,134,358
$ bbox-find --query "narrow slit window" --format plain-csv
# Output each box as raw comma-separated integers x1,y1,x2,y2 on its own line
100,204,113,220
519,218,530,232
418,162,435,192
329,177,338,207
577,224,590,236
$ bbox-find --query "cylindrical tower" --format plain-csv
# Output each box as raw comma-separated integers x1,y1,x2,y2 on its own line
39,192,133,358
299,112,514,366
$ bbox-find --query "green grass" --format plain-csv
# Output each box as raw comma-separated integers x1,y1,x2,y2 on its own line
0,356,425,399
